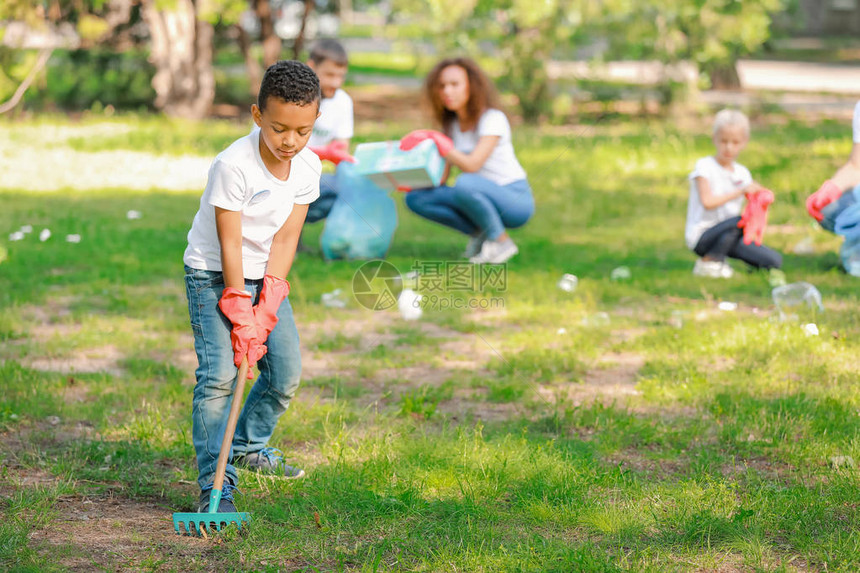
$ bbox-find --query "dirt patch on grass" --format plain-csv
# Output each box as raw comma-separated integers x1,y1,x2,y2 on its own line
29,495,232,572
538,352,645,406
26,345,125,377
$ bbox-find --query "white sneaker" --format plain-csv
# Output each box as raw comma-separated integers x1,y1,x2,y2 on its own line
469,238,519,264
462,235,485,258
693,259,732,279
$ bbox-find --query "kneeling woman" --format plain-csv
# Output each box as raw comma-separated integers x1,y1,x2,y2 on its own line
400,57,534,264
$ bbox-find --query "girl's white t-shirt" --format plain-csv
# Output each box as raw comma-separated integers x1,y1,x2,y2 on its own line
853,100,860,143
183,130,321,279
451,109,527,186
685,155,752,249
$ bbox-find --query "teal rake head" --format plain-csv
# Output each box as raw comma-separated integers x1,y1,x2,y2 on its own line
173,488,251,536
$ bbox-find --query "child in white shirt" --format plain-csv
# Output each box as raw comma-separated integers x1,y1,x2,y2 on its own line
304,38,355,224
183,60,321,515
686,109,782,278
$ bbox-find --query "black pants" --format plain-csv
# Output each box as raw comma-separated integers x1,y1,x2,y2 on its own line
693,216,782,269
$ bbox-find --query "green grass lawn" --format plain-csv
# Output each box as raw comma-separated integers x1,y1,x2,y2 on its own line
1,111,859,572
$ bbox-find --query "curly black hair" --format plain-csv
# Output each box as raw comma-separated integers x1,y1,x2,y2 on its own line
258,60,321,111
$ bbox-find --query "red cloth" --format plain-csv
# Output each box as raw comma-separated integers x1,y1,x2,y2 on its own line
309,141,355,165
737,188,774,246
399,129,454,157
253,274,290,343
805,180,842,222
218,287,266,378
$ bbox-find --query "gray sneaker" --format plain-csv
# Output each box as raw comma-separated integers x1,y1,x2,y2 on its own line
234,447,305,479
197,483,238,513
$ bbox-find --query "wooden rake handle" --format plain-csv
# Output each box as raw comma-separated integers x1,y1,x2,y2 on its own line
212,355,250,494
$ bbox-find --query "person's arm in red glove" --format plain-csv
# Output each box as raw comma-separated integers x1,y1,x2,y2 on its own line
254,274,290,343
309,140,355,165
219,287,266,376
806,180,843,222
215,207,266,377
400,129,502,175
737,188,774,246
400,129,454,157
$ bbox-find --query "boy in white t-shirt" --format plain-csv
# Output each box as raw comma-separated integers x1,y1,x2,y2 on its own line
685,109,782,278
304,38,355,224
182,60,321,515
806,100,860,227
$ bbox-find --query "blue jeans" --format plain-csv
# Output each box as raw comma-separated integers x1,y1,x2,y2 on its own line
184,266,302,489
306,173,338,224
820,184,860,233
404,174,534,240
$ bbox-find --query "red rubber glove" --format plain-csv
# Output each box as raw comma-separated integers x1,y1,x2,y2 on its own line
309,141,355,165
253,274,290,343
399,129,454,157
219,287,266,378
737,188,774,246
806,180,842,222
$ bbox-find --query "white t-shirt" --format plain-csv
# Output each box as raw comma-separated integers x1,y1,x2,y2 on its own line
183,130,321,279
685,156,752,249
451,109,527,186
853,100,860,143
308,88,354,147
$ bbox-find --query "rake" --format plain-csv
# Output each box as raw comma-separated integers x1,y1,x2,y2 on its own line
173,356,252,535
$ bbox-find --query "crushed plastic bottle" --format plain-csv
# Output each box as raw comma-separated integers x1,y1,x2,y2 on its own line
772,282,824,318
321,288,347,308
718,301,738,312
20,225,32,234
126,210,142,220
8,231,24,241
610,266,632,281
65,234,81,243
39,228,51,242
802,323,819,337
557,273,578,292
397,288,423,320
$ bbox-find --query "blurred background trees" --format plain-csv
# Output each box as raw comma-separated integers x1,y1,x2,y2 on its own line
2,0,856,122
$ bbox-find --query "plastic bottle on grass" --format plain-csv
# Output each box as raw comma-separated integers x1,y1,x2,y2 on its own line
772,282,823,320
610,266,632,281
557,274,578,292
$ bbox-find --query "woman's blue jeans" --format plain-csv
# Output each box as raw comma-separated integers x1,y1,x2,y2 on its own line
404,174,534,240
184,266,302,489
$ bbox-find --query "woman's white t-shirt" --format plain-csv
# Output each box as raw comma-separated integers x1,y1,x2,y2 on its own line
685,156,752,249
183,130,321,279
451,109,527,186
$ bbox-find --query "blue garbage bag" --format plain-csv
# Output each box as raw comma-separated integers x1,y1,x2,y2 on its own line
320,162,398,260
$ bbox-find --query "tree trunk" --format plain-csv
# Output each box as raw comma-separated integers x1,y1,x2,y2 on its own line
292,0,315,59
708,63,742,90
255,0,282,68
140,0,214,119
237,23,262,97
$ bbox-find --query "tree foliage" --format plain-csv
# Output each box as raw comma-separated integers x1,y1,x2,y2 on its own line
604,0,790,90
392,0,596,122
